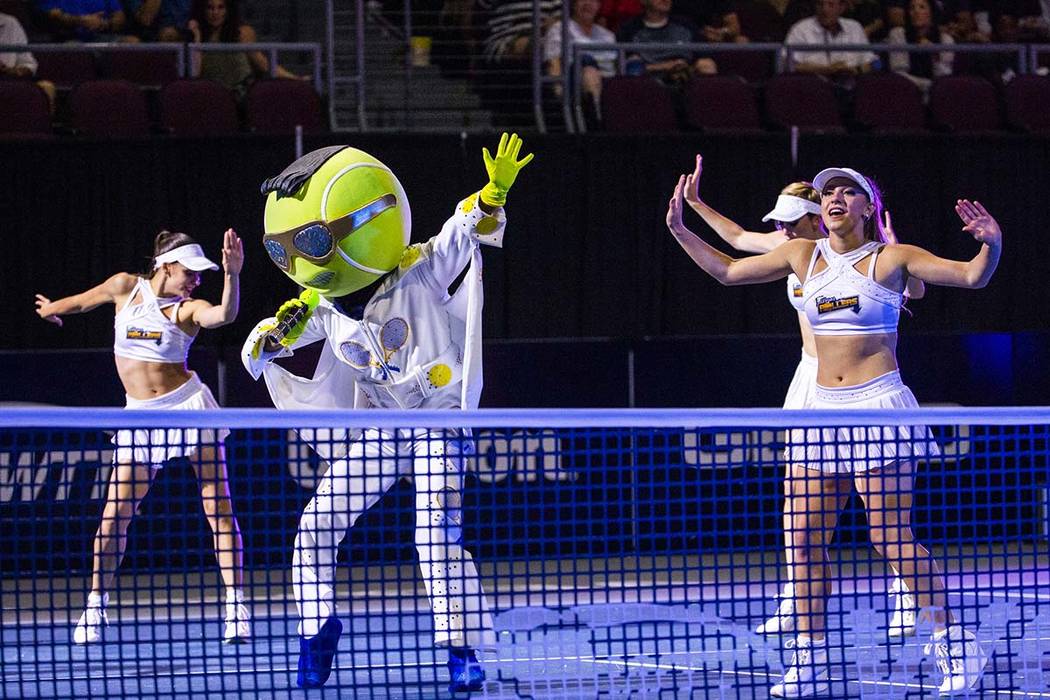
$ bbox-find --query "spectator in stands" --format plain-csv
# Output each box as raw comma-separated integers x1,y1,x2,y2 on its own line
544,0,616,120
479,0,562,65
784,0,877,76
617,0,716,85
942,1,993,42
187,0,303,101
0,11,56,109
844,0,887,38
695,4,751,44
732,0,813,42
597,0,640,33
38,0,134,42
888,0,954,94
123,0,191,41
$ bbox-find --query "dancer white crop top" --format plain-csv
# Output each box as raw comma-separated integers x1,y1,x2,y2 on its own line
802,239,903,336
113,277,194,363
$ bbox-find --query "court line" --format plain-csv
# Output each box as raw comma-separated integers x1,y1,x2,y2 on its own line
32,651,1050,699
582,656,1050,699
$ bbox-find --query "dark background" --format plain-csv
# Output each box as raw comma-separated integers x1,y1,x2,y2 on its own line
1,132,1046,573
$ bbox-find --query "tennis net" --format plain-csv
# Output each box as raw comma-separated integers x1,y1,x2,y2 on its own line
1,407,1047,699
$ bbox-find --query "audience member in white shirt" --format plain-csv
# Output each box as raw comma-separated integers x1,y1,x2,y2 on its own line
784,0,877,76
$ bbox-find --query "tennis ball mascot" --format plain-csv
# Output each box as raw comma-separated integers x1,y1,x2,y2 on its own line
242,134,533,691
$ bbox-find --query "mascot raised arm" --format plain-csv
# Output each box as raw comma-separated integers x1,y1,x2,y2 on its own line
242,134,532,691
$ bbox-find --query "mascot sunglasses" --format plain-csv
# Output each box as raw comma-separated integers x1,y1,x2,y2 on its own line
263,193,397,271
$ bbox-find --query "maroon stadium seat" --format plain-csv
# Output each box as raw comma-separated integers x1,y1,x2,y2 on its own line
683,75,761,131
1004,74,1050,133
34,50,96,89
107,49,180,88
712,50,773,84
600,76,677,132
246,78,325,134
0,80,52,137
929,75,1002,132
70,79,150,137
159,79,240,136
763,73,843,132
852,72,926,132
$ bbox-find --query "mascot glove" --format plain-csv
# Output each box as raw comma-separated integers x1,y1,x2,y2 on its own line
274,288,319,347
480,132,534,207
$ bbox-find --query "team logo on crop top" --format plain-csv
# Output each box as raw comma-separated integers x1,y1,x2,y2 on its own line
792,283,803,298
816,295,861,315
126,327,163,344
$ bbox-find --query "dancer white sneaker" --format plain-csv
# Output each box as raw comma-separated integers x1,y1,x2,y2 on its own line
758,583,796,635
770,636,830,698
923,625,988,694
223,591,252,644
887,577,917,638
73,593,108,644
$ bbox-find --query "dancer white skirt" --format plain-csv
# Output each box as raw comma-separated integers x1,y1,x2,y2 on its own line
787,370,940,474
113,372,229,468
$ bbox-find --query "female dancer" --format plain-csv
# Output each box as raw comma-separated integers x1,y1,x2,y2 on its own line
683,155,922,639
667,167,998,696
35,229,249,645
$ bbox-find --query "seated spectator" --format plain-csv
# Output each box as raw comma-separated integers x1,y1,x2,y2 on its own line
784,0,877,76
618,0,716,85
695,5,751,44
994,1,1049,42
732,0,812,42
187,0,303,101
888,0,954,94
123,0,191,41
480,0,562,65
38,0,134,42
545,0,616,118
598,0,640,34
844,0,887,38
0,11,56,109
942,0,993,42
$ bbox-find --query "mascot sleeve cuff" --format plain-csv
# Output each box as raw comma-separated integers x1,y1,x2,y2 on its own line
457,193,507,249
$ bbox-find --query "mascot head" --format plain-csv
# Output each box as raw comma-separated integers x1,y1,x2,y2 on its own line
260,146,411,298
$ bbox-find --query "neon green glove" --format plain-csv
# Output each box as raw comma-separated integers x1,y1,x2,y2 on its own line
273,288,320,347
480,132,534,207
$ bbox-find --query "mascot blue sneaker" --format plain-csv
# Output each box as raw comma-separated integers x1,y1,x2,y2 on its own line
296,616,343,688
448,647,485,693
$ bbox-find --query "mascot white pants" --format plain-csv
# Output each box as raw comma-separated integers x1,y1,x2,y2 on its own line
293,428,495,648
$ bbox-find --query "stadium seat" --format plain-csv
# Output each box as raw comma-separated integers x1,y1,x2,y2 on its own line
600,76,678,132
246,78,325,134
107,49,180,88
929,75,1002,132
683,75,761,131
0,80,52,137
712,51,773,84
1003,74,1050,133
70,80,150,137
763,73,844,132
159,79,240,136
852,72,926,132
34,50,96,89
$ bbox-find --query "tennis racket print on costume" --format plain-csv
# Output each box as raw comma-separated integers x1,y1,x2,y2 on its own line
376,317,409,378
339,341,373,368
339,318,409,379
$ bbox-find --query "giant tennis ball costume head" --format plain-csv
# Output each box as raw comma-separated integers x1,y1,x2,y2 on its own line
260,146,411,298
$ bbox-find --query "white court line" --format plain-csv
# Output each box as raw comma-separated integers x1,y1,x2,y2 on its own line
582,656,1050,699
37,652,1050,699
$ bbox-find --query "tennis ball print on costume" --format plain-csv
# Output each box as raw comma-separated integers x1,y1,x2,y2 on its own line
262,147,412,298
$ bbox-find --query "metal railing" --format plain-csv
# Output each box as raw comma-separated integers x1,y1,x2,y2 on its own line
0,41,324,93
565,41,1038,133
